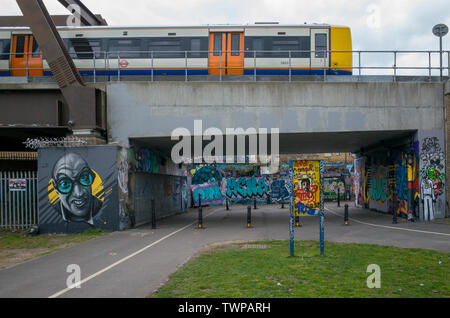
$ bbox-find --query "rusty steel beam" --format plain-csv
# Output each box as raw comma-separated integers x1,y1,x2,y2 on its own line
15,0,105,132
16,0,83,88
57,0,107,26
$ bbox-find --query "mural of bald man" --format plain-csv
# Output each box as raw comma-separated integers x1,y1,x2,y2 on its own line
51,153,103,225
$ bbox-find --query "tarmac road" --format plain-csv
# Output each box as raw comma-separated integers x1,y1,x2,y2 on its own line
0,202,448,298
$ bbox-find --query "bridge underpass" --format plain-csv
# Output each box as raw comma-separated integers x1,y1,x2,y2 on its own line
101,80,447,229
1,79,448,233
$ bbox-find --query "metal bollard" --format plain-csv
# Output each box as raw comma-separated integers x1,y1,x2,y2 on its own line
295,215,301,227
254,198,258,209
267,194,271,205
198,206,203,229
226,198,229,211
247,205,252,228
151,199,156,229
344,204,349,225
281,202,285,209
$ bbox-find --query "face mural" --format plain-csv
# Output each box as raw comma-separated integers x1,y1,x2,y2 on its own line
38,146,119,233
50,153,103,225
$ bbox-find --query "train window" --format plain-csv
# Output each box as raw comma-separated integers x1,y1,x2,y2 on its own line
231,34,240,56
189,38,201,58
31,38,40,58
148,38,184,58
15,36,25,58
108,38,142,58
245,36,310,58
213,34,222,56
272,37,310,58
69,38,104,59
315,33,327,58
0,40,10,60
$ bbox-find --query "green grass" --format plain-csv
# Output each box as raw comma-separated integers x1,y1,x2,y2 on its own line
0,228,107,268
153,241,449,298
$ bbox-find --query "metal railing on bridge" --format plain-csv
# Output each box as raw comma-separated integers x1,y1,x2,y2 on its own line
3,49,450,82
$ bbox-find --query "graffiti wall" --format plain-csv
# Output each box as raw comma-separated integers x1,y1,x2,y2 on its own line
192,182,223,206
292,160,321,216
269,178,291,202
353,129,445,220
323,178,345,201
419,130,446,220
38,146,120,234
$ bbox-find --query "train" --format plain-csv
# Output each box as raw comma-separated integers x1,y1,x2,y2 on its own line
0,23,352,77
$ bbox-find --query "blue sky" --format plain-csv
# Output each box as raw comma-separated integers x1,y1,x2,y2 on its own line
3,0,450,74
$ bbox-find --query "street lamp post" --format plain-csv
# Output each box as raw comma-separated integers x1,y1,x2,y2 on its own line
432,24,448,80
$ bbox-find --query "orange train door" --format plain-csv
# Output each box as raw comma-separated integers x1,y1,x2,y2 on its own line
11,35,43,76
208,32,244,75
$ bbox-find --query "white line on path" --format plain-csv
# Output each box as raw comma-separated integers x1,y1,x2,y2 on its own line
325,207,450,237
48,208,221,298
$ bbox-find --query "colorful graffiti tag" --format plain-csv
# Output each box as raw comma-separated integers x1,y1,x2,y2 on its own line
192,182,223,206
292,160,321,216
420,135,446,220
223,177,269,199
323,178,345,201
269,178,290,202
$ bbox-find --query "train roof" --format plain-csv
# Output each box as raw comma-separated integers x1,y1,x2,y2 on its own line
0,23,341,32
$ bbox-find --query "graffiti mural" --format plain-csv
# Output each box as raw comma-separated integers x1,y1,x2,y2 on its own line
354,157,366,207
223,177,269,200
136,147,159,173
419,132,446,220
323,178,345,201
292,160,321,216
192,182,224,206
38,146,119,233
269,178,290,202
368,165,390,212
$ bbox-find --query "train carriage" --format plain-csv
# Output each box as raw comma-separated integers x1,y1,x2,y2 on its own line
0,23,352,77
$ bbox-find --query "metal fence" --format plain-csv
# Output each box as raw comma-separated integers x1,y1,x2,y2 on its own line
0,171,38,230
3,49,450,82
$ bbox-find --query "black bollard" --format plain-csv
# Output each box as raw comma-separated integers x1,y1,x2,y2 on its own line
254,198,257,210
295,215,301,227
267,194,271,205
247,205,252,228
226,198,229,211
151,199,156,229
198,206,203,229
281,202,285,209
344,204,349,225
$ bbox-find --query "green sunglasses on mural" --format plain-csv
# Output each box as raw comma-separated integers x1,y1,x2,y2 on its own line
53,169,95,195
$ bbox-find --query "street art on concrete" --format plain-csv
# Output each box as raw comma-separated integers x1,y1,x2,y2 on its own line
292,160,321,216
419,131,446,220
369,165,390,213
192,182,223,206
353,129,445,221
323,178,345,201
38,146,119,233
269,178,290,202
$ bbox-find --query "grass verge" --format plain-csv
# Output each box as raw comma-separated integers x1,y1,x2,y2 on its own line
0,228,107,269
152,240,449,298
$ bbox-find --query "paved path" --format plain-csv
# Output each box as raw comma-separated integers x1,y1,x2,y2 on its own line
0,203,448,298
